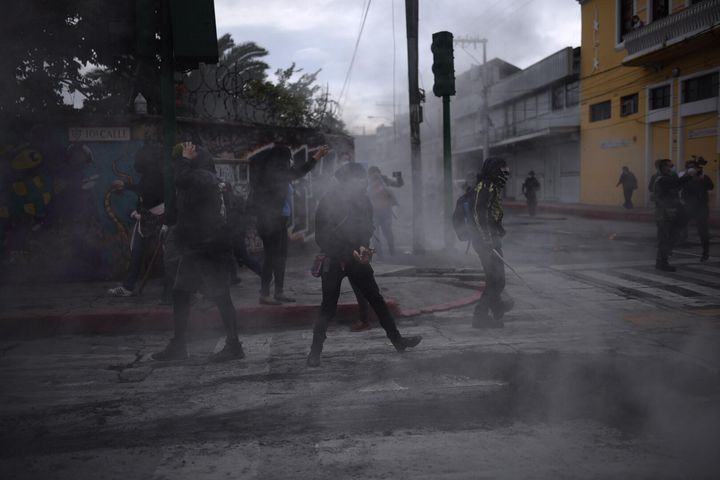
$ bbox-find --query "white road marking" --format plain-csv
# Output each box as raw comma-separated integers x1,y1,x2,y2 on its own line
616,269,720,297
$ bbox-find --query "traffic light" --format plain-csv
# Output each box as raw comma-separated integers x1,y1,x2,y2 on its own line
431,31,455,97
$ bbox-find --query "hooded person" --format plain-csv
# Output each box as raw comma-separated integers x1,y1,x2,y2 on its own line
471,157,514,328
521,170,540,216
307,162,421,367
679,157,713,262
152,142,243,362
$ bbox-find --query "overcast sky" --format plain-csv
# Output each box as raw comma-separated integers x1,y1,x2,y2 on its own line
214,0,581,135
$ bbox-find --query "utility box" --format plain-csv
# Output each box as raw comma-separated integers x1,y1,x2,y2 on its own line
170,0,219,69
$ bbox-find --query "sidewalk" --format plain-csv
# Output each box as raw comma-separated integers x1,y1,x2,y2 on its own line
504,200,720,227
0,254,484,337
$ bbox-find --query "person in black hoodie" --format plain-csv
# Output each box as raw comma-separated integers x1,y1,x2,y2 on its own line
249,144,329,305
306,162,422,367
152,142,243,362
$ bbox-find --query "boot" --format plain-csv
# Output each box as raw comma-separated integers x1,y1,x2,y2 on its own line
306,340,324,367
152,338,188,361
392,335,422,353
655,258,676,272
209,339,245,363
490,298,515,321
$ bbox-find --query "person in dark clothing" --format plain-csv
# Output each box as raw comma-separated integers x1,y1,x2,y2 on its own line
471,157,513,328
307,162,422,367
108,144,165,297
222,184,262,283
651,158,683,272
616,166,638,209
680,158,714,262
152,142,244,362
249,144,329,305
521,171,540,216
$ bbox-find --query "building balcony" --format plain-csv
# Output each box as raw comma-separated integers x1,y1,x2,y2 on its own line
488,106,579,148
623,0,720,66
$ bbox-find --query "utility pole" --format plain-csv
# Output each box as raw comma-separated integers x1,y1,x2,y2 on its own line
405,0,425,254
481,39,489,166
159,0,176,221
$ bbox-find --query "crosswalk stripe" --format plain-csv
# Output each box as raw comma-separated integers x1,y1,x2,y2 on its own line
616,269,720,297
686,264,720,275
667,269,720,287
577,270,711,307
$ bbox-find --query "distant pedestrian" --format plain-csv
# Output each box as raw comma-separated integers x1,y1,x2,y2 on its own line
651,158,682,272
521,171,540,216
367,166,401,256
679,157,713,262
248,144,329,305
616,166,638,209
152,142,243,362
471,158,513,328
307,162,421,367
107,144,165,298
222,183,262,284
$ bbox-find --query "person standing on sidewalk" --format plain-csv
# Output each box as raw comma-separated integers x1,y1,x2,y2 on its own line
616,166,638,209
651,158,683,272
679,157,713,262
521,171,540,217
367,167,399,256
107,144,165,297
248,144,329,305
471,157,513,328
152,142,243,362
307,162,421,367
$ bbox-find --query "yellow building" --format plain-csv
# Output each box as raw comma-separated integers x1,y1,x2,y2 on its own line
577,0,720,207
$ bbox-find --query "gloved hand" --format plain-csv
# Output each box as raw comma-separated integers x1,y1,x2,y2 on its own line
160,224,169,240
352,246,375,265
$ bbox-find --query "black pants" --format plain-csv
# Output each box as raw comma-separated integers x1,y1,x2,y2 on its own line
472,237,506,318
312,258,400,344
123,225,151,291
232,229,262,278
349,276,369,324
685,209,710,256
259,217,289,296
623,188,634,209
526,195,537,217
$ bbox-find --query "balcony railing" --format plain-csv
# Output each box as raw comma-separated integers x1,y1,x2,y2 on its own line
624,0,720,60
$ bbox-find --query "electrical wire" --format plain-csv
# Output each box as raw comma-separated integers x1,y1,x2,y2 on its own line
338,0,373,110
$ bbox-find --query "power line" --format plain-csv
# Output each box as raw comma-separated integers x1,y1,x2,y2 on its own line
338,0,373,110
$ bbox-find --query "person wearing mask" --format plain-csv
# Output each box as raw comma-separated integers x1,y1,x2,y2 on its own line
472,157,513,328
651,158,683,272
679,158,714,262
616,166,638,209
152,142,243,362
307,162,422,367
248,144,329,305
521,171,540,217
107,144,165,297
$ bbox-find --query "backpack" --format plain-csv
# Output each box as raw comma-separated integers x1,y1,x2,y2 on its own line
452,191,474,241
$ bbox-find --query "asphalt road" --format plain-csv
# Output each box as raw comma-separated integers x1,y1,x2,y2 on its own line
2,213,720,479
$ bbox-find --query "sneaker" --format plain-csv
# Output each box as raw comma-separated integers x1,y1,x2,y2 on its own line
152,339,188,361
209,341,245,363
274,293,296,303
491,298,515,321
350,321,371,332
107,286,133,297
259,295,282,306
392,335,422,353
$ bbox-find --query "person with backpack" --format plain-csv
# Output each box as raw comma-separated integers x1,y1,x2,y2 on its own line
306,162,422,367
470,158,514,328
248,144,329,305
616,166,638,209
521,171,541,216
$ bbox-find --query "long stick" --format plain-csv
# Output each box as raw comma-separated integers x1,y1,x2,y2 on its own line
137,239,163,295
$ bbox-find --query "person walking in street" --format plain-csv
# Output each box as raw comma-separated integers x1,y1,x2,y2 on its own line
367,166,400,256
679,157,714,262
521,171,540,217
616,166,638,209
152,142,243,362
107,144,165,297
651,158,683,272
248,144,329,305
471,157,513,328
307,162,421,367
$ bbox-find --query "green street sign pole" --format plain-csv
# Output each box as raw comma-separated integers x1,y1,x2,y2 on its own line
442,95,453,249
160,0,176,222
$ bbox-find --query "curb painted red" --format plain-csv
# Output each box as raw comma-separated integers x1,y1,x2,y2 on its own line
0,288,483,337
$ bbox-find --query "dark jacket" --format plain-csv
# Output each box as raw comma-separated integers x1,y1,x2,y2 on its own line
248,146,316,229
521,176,540,198
473,180,505,243
126,144,164,210
617,171,638,191
315,185,374,262
680,175,714,211
173,150,228,252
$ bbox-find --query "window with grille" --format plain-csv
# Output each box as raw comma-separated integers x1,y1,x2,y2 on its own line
590,100,611,122
682,72,719,103
620,93,639,116
649,85,670,110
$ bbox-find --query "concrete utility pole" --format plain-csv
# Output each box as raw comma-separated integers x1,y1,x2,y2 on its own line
160,0,177,220
405,0,425,254
481,39,489,166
